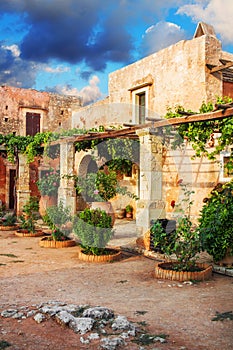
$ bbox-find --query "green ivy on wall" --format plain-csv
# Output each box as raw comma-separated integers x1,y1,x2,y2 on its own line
165,96,233,173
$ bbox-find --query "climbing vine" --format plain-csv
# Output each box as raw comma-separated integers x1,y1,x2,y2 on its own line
165,96,233,172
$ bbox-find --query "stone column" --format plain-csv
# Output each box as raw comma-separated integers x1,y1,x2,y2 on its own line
136,129,165,236
58,141,76,214
16,154,31,214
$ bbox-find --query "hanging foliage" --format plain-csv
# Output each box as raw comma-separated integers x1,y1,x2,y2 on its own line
165,97,233,173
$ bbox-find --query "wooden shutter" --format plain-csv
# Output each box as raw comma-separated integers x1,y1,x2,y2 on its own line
26,112,40,136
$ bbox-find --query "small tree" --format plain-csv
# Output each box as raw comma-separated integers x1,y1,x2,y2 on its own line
199,181,233,262
73,208,114,255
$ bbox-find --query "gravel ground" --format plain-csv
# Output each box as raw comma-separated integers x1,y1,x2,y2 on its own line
0,228,233,350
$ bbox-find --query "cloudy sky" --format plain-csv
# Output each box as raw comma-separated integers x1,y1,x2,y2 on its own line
0,0,233,105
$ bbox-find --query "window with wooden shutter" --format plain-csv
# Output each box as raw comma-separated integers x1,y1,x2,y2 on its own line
26,112,40,136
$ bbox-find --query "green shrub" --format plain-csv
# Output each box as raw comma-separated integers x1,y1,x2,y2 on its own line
0,213,17,226
19,197,39,233
43,202,72,240
73,208,114,255
199,181,233,262
43,202,71,230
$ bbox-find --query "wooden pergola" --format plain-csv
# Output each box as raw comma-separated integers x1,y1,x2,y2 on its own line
55,103,233,144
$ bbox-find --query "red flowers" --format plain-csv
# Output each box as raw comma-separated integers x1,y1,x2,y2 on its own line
170,200,176,208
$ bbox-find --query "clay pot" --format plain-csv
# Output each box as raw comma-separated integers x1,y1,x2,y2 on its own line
39,195,57,217
115,208,125,219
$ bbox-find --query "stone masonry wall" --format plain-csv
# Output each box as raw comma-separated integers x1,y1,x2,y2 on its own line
108,34,231,117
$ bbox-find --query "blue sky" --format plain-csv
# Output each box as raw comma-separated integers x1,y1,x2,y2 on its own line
0,0,233,105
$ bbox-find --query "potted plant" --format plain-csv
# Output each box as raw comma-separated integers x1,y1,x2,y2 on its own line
125,204,133,218
73,207,121,262
40,202,75,248
199,181,233,266
153,181,212,281
37,168,60,216
16,197,43,237
0,212,18,230
69,169,137,225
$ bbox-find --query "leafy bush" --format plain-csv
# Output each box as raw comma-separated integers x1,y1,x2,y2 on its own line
152,182,201,271
37,168,60,196
151,219,176,252
43,202,72,240
19,197,39,232
0,213,17,226
199,181,233,262
73,208,114,255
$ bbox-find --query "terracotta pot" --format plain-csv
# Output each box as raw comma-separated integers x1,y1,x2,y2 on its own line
217,250,233,267
91,201,115,226
154,262,213,282
78,247,122,263
115,208,125,219
15,229,44,237
39,237,76,248
39,195,57,217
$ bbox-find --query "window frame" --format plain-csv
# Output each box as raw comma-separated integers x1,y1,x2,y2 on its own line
132,86,149,124
219,150,233,182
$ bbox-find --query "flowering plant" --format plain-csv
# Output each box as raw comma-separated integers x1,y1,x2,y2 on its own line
37,169,60,196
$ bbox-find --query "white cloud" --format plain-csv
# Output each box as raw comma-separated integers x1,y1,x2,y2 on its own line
44,65,70,73
141,21,186,55
55,75,102,105
4,44,20,57
177,0,233,44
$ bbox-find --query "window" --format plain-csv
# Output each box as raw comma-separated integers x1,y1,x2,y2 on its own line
220,149,233,182
26,112,40,136
131,86,149,124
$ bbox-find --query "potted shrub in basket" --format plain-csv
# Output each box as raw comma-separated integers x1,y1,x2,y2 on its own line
73,207,121,262
0,212,18,230
153,181,212,281
16,197,43,237
40,201,75,248
199,181,233,266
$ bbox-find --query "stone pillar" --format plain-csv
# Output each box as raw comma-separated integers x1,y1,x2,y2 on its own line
58,141,76,214
136,129,165,236
16,154,31,215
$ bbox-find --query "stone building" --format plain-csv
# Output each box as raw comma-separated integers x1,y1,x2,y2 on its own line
71,22,233,236
0,85,81,211
0,22,232,239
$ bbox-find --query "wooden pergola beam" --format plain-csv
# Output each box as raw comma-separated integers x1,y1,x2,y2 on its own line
48,106,233,145
150,107,233,128
208,61,233,73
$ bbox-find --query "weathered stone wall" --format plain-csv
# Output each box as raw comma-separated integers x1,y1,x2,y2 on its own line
0,85,82,135
162,142,219,221
71,97,131,130
108,35,231,116
0,85,82,210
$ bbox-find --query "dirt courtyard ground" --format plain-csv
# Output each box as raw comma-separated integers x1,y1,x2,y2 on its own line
0,228,233,350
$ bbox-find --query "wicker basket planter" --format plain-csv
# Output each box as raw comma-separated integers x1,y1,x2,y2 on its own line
15,229,44,237
0,225,19,231
78,247,122,263
39,237,76,248
154,262,213,282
